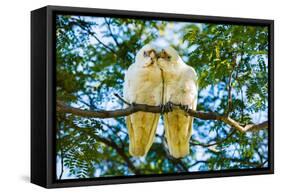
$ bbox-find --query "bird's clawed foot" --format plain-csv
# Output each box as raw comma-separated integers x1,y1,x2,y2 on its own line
179,104,189,112
160,101,174,114
166,101,174,112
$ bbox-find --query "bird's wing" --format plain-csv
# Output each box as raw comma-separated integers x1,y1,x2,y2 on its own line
123,63,161,157
164,65,198,158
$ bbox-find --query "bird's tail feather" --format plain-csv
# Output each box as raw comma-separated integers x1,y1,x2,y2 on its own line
164,110,193,158
126,112,159,157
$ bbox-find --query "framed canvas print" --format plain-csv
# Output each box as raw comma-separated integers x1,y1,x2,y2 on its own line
31,5,274,188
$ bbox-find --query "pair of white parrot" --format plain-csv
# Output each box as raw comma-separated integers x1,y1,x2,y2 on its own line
123,44,198,159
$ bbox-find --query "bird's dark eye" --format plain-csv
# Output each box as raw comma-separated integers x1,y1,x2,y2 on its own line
143,51,148,57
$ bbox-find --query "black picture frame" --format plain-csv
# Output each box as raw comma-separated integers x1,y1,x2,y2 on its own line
31,5,274,188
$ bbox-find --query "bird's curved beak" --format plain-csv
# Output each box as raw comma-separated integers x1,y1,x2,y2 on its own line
149,50,156,58
158,49,170,59
143,51,156,67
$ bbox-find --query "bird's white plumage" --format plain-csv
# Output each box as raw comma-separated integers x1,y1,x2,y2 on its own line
158,47,198,158
123,44,163,156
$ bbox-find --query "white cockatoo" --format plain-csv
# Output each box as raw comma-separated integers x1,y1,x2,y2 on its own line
158,47,198,158
123,44,163,157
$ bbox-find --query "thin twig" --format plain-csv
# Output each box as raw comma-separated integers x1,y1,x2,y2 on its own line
73,18,117,54
226,54,237,115
104,18,120,47
57,127,64,180
191,129,236,147
114,93,130,106
187,160,209,169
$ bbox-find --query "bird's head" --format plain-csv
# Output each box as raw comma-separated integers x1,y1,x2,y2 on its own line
157,46,182,68
135,44,158,67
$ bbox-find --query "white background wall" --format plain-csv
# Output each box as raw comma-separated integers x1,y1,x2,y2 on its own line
0,0,279,193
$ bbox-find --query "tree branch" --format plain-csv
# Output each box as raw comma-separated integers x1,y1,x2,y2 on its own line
57,100,268,133
92,134,140,175
70,122,140,175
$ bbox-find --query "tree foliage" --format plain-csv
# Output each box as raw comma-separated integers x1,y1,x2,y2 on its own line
56,15,269,179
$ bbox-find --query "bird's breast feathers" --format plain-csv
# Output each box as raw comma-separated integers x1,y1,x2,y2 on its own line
124,62,163,105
